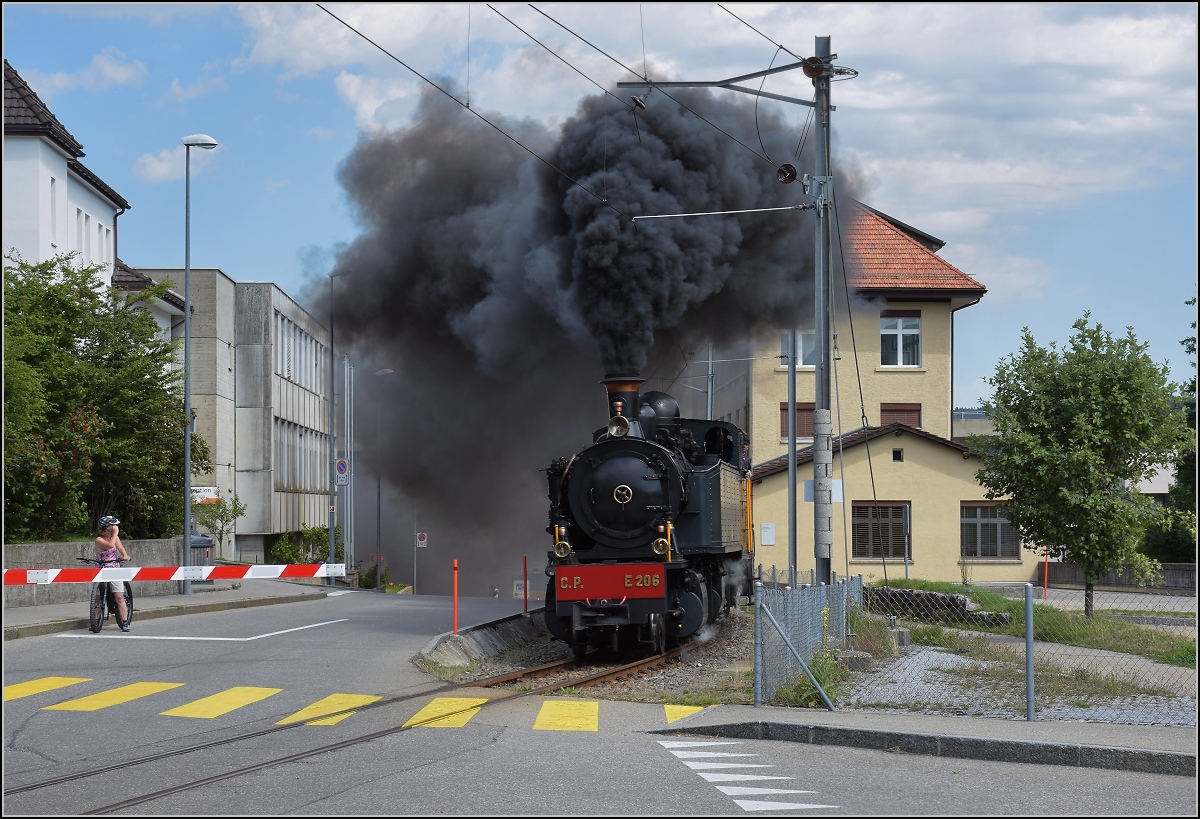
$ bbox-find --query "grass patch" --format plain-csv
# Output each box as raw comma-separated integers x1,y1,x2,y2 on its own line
848,609,899,659
867,578,1196,669
415,658,463,682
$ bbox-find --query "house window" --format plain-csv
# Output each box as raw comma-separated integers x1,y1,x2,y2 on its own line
881,312,921,366
852,503,910,560
881,403,921,427
779,402,816,440
779,331,817,367
961,504,1020,558
892,448,904,462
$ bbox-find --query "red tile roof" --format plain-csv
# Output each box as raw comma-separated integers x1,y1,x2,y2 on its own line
844,201,986,305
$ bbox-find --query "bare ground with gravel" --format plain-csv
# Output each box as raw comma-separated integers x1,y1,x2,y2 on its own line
435,607,757,705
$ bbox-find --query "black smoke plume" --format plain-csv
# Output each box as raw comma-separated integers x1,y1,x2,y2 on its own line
317,81,842,595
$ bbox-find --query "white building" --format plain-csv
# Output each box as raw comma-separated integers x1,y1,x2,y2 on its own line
3,60,128,282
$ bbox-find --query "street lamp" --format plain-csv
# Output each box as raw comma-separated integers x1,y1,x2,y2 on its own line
327,270,350,585
374,368,394,592
182,133,218,596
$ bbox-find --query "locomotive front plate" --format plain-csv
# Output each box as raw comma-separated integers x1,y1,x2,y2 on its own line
554,564,665,602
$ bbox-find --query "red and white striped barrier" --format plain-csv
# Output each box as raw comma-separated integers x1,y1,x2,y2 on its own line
2,564,346,585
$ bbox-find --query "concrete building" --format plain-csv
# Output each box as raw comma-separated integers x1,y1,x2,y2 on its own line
3,60,128,282
136,271,333,562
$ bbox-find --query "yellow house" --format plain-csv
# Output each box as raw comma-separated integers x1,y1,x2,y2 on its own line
749,423,1034,585
731,201,1037,585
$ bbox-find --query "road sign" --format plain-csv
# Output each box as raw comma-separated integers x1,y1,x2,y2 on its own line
335,459,349,486
416,532,427,548
513,580,525,599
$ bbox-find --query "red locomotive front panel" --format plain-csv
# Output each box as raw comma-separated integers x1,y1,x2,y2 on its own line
555,564,665,602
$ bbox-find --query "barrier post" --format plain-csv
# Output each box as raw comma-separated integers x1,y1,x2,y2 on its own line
523,555,528,613
453,559,459,634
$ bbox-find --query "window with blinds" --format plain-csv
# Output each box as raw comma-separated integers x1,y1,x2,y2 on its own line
881,403,921,427
961,504,1020,558
851,503,910,560
779,402,816,439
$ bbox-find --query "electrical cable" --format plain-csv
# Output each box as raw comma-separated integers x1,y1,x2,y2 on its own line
316,4,633,222
487,5,634,110
830,180,888,587
528,3,783,172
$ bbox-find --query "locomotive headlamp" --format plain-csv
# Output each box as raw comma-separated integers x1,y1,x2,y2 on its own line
607,415,630,437
652,538,669,555
554,540,572,558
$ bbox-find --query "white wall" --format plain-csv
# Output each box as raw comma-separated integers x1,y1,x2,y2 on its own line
3,134,119,284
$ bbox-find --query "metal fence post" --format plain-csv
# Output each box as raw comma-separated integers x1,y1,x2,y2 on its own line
1025,582,1035,721
754,580,763,708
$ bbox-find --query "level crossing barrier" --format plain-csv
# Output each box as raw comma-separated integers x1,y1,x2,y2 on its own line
3,564,346,585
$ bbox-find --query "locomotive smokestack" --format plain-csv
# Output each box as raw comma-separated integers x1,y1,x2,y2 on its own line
602,372,644,426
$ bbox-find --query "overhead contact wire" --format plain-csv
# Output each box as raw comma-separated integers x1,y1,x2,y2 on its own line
317,4,633,222
528,3,782,172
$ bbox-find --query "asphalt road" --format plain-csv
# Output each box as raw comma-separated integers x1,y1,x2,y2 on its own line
4,591,1195,816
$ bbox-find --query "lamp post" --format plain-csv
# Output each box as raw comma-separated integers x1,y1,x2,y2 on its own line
374,367,394,592
327,270,350,585
181,133,218,596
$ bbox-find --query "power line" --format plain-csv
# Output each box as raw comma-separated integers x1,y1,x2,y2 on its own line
487,4,633,110
528,3,781,172
316,3,633,222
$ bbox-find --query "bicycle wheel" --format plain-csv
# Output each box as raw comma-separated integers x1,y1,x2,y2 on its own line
122,582,134,628
89,585,105,633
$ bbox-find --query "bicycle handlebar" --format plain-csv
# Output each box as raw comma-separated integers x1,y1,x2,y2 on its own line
77,557,129,566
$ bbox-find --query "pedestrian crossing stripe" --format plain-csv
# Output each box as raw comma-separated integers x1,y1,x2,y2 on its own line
533,699,599,732
161,686,282,719
403,697,490,728
43,682,185,711
278,694,383,725
664,704,705,723
6,676,715,731
4,676,92,701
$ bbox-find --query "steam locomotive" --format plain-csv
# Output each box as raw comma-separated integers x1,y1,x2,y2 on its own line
544,373,753,655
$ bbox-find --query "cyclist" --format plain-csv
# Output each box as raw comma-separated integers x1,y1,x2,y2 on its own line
95,515,131,631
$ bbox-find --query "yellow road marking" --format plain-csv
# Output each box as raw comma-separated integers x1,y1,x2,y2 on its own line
532,699,599,732
4,677,92,701
403,697,490,728
277,694,383,725
42,682,185,712
161,686,281,719
664,704,706,723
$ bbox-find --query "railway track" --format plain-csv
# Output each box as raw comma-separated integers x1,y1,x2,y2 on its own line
5,646,686,814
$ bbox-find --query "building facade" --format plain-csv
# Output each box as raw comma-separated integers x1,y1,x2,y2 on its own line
733,202,1037,585
3,60,128,281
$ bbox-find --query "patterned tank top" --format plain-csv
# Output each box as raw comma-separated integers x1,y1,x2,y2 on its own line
97,543,121,567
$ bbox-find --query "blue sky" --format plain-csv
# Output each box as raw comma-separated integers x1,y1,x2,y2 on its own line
4,3,1197,404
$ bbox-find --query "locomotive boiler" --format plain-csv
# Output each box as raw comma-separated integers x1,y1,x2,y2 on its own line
544,373,753,655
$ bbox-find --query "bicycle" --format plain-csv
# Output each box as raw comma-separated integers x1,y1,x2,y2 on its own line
78,557,134,633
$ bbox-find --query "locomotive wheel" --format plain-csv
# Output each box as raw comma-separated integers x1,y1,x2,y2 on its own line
649,613,665,655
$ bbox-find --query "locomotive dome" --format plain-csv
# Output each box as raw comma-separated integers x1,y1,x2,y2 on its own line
641,391,680,425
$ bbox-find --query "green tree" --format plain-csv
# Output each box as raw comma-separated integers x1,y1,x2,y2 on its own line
3,252,211,541
192,491,248,560
300,522,345,564
970,314,1190,616
1140,298,1197,563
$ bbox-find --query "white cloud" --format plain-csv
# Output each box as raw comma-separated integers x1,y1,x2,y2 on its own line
333,71,420,132
264,178,292,194
160,76,227,104
132,145,216,184
22,46,146,100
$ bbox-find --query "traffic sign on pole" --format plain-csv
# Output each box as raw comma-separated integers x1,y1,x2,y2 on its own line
416,532,427,548
335,459,349,485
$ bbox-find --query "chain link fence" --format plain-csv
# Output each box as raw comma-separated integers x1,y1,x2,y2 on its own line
753,567,1197,726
